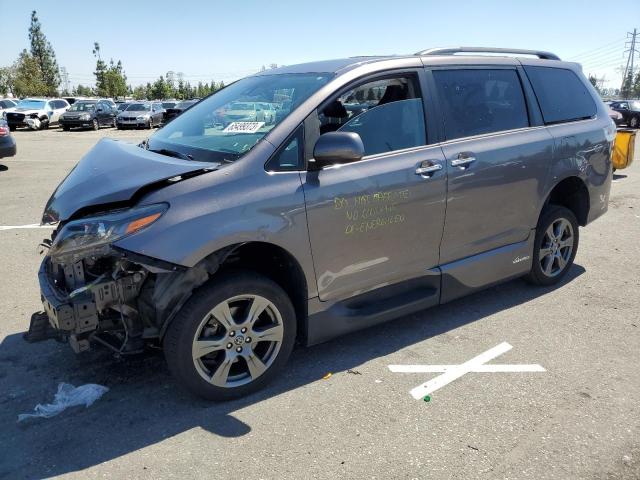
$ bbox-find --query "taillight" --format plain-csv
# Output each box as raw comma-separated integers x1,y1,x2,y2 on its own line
0,126,9,136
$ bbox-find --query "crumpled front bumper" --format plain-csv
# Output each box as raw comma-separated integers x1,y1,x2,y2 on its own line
37,258,100,352
35,256,146,353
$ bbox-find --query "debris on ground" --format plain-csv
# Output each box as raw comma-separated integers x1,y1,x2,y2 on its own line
346,369,362,375
18,383,109,422
322,372,332,380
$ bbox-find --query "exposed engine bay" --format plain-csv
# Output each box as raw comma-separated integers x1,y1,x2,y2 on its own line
29,228,225,354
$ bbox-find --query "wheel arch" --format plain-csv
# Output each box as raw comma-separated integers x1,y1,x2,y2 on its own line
154,241,308,343
542,176,590,226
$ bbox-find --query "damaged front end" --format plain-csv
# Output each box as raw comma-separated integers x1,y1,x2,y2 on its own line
27,203,172,354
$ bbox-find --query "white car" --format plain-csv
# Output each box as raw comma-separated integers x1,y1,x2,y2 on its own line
0,99,18,119
5,98,70,130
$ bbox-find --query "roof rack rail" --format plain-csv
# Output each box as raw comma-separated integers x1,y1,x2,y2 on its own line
416,47,561,61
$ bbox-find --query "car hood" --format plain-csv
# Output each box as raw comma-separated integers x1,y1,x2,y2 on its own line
42,138,218,224
12,108,44,115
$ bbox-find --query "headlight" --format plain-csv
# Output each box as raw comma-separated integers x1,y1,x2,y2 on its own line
137,115,149,120
49,204,168,258
79,113,91,120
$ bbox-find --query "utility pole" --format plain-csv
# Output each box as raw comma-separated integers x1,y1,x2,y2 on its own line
621,28,639,95
60,66,70,94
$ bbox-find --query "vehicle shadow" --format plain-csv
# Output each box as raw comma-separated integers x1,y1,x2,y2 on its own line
0,265,585,479
0,165,7,172
613,173,627,180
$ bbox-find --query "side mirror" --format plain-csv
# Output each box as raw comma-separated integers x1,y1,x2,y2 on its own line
97,108,104,112
312,132,364,169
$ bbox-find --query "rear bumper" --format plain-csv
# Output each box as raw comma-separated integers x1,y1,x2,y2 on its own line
0,136,16,158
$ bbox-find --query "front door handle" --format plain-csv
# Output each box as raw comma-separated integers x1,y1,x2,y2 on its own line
415,163,442,176
451,153,476,168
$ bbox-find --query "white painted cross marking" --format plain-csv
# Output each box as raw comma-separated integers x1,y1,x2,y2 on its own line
388,342,545,400
0,224,55,231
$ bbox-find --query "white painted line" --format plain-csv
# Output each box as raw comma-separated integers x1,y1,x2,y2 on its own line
388,364,546,373
0,224,55,231
407,342,514,399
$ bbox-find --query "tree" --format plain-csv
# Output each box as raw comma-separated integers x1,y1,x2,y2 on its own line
73,84,93,96
632,71,640,98
588,75,602,96
12,50,49,97
92,43,128,98
0,66,16,96
28,10,60,95
621,71,634,98
132,85,147,100
92,42,107,95
148,75,173,99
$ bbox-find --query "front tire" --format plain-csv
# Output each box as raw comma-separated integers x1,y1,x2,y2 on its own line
630,115,639,129
526,205,579,286
164,271,296,401
92,119,99,131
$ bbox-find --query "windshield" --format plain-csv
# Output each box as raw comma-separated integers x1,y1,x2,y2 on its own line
17,99,46,109
117,103,129,111
126,103,151,111
69,102,96,112
162,102,177,109
149,73,332,162
229,102,255,110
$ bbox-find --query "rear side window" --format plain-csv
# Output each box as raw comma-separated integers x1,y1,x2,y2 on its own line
433,69,529,140
524,66,596,124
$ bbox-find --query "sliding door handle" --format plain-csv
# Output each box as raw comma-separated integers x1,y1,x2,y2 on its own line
415,163,443,176
451,153,476,167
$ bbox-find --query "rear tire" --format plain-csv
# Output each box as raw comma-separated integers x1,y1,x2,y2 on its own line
164,271,296,401
526,205,579,286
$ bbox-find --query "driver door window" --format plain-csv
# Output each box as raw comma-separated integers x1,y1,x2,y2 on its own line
318,76,426,157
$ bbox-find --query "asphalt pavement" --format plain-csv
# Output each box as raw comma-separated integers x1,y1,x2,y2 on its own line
0,127,638,480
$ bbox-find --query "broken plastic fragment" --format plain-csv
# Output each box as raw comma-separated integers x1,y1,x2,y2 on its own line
423,395,431,402
18,383,109,422
322,372,332,380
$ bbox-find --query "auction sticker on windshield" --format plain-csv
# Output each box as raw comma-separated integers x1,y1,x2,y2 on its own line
223,122,265,133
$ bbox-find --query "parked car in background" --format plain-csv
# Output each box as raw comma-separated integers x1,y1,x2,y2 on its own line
6,98,70,130
116,102,164,129
0,119,16,158
607,103,624,126
116,102,131,113
163,99,199,123
59,100,117,131
0,99,18,118
610,100,640,128
162,101,178,110
222,101,276,126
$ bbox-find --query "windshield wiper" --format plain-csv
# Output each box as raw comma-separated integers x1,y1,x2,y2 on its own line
148,148,194,161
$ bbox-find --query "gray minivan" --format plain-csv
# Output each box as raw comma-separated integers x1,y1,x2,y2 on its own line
29,47,614,400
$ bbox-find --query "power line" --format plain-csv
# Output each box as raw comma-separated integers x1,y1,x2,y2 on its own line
567,38,626,60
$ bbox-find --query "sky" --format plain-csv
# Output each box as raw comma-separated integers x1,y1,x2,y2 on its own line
0,0,638,91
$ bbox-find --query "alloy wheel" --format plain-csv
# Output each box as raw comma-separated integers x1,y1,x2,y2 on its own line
539,218,574,277
191,294,284,388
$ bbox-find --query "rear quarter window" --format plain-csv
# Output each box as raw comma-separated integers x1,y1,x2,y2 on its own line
524,66,596,124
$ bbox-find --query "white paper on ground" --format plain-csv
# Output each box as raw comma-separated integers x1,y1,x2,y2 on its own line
18,383,109,422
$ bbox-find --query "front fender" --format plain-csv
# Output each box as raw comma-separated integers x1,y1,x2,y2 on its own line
115,147,319,298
